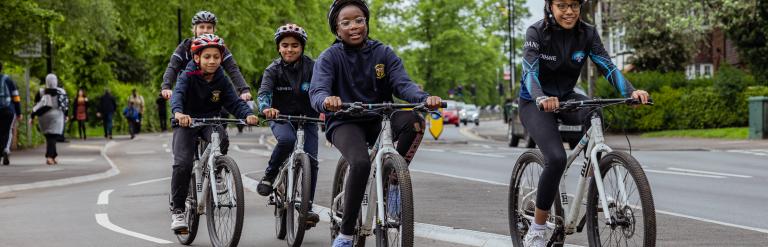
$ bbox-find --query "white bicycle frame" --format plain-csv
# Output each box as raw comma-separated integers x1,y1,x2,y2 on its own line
521,112,630,234
192,130,235,213
331,116,399,237
272,123,307,207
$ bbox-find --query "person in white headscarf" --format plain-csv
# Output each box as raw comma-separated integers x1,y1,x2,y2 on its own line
30,73,69,165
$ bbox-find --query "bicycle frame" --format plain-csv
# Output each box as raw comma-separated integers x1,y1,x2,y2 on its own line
524,111,630,234
193,130,234,213
272,122,307,208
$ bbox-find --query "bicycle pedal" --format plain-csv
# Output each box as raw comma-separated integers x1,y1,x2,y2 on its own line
174,228,189,234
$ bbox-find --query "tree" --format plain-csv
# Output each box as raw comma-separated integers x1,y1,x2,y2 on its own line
0,0,61,63
719,0,768,84
608,0,714,72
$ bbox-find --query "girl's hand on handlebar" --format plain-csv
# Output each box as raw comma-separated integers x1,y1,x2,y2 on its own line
262,108,279,119
631,90,650,105
538,96,559,112
323,96,342,112
246,115,259,125
174,112,191,127
425,96,442,110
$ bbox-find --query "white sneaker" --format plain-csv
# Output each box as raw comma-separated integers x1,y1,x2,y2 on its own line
170,209,188,231
523,229,547,247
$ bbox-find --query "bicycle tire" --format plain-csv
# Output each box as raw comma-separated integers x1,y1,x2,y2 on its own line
205,156,245,247
374,153,414,247
586,151,656,247
508,150,564,247
275,164,287,240
330,157,367,247
176,171,200,245
286,154,312,246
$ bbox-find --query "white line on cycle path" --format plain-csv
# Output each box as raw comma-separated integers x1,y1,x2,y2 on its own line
667,167,752,178
94,189,172,244
409,167,768,236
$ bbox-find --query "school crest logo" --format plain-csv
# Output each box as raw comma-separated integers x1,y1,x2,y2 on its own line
211,90,221,102
572,51,586,63
375,64,385,79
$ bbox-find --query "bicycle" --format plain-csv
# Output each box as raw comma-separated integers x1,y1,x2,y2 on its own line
265,114,323,247
170,118,248,247
329,102,445,247
508,98,656,247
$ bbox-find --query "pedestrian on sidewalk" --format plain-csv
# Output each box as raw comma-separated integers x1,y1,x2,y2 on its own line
123,101,140,139
0,62,23,165
127,89,144,134
155,93,168,132
31,73,69,165
73,88,89,140
97,89,117,139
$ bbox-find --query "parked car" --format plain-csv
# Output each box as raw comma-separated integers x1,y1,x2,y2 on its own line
441,100,461,127
504,93,585,149
459,104,480,126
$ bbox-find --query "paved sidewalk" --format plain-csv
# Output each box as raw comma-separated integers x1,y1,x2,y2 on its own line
0,136,124,193
469,120,768,151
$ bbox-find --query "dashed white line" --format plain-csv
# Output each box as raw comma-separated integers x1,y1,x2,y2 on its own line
410,169,509,186
667,167,752,178
644,169,725,179
95,214,173,244
125,150,157,155
457,151,505,158
129,177,171,186
656,209,768,234
97,189,114,205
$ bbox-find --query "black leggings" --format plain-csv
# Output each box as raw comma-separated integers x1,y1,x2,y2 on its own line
519,93,593,211
332,112,425,235
77,120,86,139
45,134,58,158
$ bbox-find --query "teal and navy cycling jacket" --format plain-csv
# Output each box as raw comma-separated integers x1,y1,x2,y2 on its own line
519,20,636,101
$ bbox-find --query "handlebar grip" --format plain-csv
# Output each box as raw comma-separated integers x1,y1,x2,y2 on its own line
439,102,447,108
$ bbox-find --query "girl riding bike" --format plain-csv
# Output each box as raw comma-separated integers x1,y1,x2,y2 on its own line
309,1,441,246
518,1,649,246
256,23,322,225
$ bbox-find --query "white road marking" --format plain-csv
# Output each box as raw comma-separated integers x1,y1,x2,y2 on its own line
644,169,725,179
656,209,768,235
410,169,509,186
667,167,752,178
421,148,446,152
457,151,505,158
57,158,96,163
68,144,103,150
162,143,168,148
231,144,271,157
165,148,171,153
129,177,171,186
97,189,113,205
94,214,172,244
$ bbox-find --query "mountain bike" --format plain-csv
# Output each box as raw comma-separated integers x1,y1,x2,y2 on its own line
266,114,323,247
508,98,656,247
171,118,247,247
329,102,445,247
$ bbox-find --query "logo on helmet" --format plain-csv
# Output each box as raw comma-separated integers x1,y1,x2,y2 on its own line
375,64,385,79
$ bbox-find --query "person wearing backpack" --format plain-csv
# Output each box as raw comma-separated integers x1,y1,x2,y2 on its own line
123,101,140,139
0,62,22,165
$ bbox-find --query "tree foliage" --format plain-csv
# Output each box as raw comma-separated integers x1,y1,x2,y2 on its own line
719,0,768,84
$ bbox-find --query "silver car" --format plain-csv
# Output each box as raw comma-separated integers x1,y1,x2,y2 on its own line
459,104,480,126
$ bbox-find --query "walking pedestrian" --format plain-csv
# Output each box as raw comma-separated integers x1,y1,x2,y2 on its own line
0,62,22,165
31,73,69,165
97,89,117,139
73,88,88,140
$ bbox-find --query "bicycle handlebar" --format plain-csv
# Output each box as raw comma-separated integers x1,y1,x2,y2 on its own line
538,98,654,112
340,102,448,110
171,117,251,128
265,114,324,123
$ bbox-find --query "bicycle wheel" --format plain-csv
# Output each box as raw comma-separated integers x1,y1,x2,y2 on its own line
286,153,312,246
275,164,287,240
175,171,200,245
205,156,245,247
586,151,656,247
375,154,414,247
508,150,564,247
330,157,367,247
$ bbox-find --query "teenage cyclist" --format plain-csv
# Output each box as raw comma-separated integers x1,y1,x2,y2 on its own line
169,34,259,231
256,23,321,225
519,0,649,246
308,1,441,246
161,10,252,101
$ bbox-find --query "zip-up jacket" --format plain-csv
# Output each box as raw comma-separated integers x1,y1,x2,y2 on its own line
162,39,250,95
171,61,253,119
520,20,636,101
309,39,429,138
257,55,318,117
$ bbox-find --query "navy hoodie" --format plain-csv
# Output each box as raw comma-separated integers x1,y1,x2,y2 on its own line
309,39,429,139
171,61,253,119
